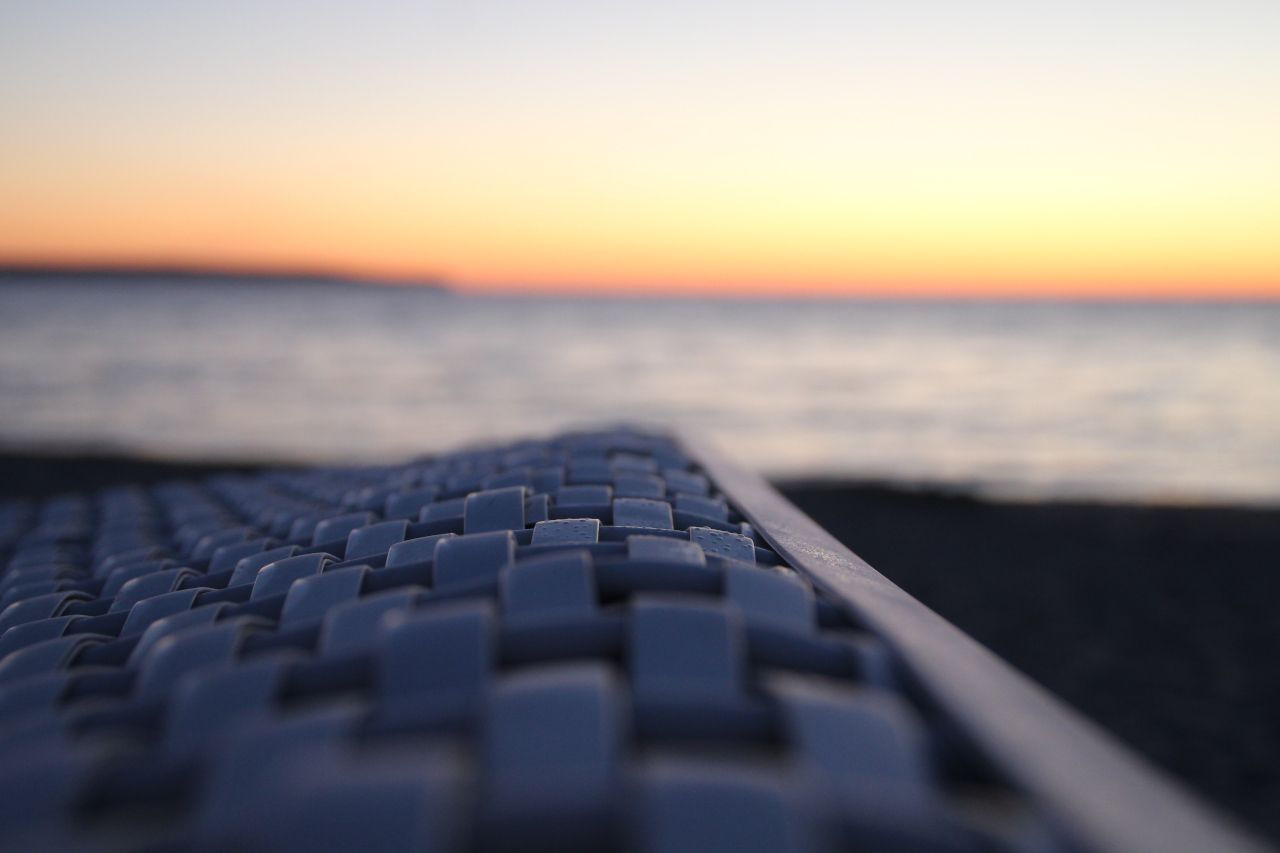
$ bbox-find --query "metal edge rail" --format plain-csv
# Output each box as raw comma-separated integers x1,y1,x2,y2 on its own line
681,430,1272,853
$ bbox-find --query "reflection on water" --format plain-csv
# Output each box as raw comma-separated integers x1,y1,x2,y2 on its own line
1,279,1277,503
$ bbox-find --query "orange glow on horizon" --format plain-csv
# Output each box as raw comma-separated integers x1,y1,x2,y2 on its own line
4,255,1275,299
3,2,1278,300
4,133,1277,299
4,163,1277,298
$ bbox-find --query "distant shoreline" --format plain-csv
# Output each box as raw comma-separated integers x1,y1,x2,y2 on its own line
0,447,1274,508
0,264,449,289
5,267,1280,303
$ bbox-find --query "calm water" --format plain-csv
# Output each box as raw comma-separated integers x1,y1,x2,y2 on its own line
1,279,1277,504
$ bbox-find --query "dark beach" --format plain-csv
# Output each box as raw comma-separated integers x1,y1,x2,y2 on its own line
780,481,1280,843
2,453,1278,843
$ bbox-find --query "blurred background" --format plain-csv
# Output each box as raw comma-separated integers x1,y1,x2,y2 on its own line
1,285,1278,503
2,0,1279,842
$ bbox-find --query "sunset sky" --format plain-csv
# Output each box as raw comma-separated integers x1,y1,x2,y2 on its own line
1,0,1277,297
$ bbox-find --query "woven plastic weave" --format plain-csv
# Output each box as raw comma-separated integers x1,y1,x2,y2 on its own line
0,429,1152,852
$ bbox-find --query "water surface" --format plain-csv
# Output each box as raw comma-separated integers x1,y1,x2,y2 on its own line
1,279,1276,503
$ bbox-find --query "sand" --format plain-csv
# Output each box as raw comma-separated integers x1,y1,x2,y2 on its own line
780,482,1280,843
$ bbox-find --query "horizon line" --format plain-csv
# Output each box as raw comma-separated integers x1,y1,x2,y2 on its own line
2,260,1278,302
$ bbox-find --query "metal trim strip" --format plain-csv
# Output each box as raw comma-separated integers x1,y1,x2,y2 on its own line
682,430,1270,853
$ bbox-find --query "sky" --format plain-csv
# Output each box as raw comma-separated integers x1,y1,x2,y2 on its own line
1,0,1277,297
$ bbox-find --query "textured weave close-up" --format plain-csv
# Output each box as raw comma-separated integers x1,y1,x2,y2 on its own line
4,1,1280,850
0,428,1268,853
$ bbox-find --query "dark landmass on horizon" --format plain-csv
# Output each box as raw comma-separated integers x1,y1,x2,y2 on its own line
0,451,1277,842
0,263,449,290
5,266,1280,303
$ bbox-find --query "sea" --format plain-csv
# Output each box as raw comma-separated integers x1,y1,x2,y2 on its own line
1,277,1277,505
